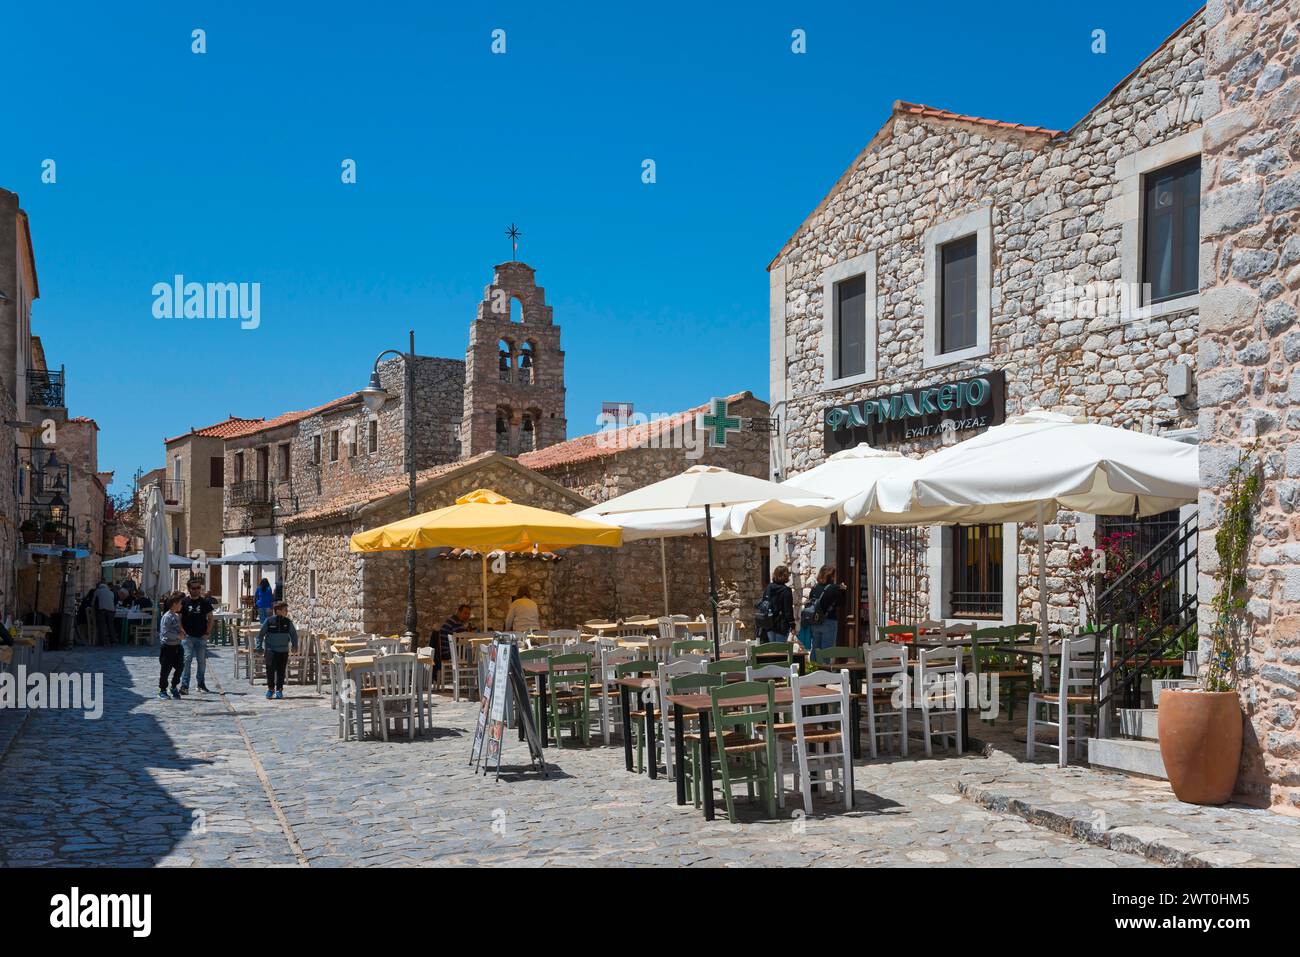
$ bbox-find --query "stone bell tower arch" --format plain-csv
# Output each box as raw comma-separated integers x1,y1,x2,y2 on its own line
460,261,567,456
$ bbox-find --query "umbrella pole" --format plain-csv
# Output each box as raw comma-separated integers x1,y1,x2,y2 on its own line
481,554,488,632
1037,503,1049,690
863,524,878,645
660,537,670,617
705,504,720,658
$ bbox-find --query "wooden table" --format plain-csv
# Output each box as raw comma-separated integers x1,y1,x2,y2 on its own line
614,676,661,780
521,659,590,747
339,653,434,741
664,684,843,821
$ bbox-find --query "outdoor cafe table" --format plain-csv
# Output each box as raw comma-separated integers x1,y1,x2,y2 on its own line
113,608,152,644
521,658,590,747
662,684,845,822
338,653,435,741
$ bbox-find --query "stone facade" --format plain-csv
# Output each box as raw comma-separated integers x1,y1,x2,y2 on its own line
1197,0,1300,812
460,261,566,456
769,13,1205,629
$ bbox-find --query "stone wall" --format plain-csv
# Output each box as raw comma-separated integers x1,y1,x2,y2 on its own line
770,14,1205,628
1197,0,1300,812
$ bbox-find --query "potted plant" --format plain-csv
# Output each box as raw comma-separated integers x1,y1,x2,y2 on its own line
1158,454,1256,805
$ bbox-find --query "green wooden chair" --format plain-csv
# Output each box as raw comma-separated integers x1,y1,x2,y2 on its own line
814,645,864,666
968,627,1031,722
669,672,724,807
519,648,552,735
710,681,778,823
750,641,795,668
706,658,748,677
615,659,659,773
671,639,714,658
548,653,593,747
877,624,915,644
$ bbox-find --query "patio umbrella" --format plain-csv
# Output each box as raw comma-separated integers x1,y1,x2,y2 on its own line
582,465,832,655
209,550,283,565
141,485,171,599
856,410,1200,664
349,488,622,629
102,551,193,569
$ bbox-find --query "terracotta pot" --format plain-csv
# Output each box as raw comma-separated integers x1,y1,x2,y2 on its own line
1157,689,1242,805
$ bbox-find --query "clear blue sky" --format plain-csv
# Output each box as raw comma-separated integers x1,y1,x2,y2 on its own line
2,0,1203,495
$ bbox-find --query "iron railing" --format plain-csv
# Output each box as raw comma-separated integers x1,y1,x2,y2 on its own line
162,480,184,507
27,366,65,408
1091,509,1198,728
228,480,271,506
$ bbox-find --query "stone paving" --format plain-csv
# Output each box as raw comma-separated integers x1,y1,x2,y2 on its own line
0,648,1186,867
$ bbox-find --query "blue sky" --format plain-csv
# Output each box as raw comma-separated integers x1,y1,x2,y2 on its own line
2,0,1203,495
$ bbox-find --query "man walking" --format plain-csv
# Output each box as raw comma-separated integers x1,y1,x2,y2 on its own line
179,575,214,693
94,580,116,647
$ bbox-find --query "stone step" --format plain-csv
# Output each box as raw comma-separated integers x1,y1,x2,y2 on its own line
1117,708,1160,741
1087,736,1167,780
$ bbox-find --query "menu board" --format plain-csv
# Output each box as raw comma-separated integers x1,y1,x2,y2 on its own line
469,640,500,769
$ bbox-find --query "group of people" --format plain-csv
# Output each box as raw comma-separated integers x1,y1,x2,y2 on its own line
429,586,540,674
156,574,298,701
756,564,844,655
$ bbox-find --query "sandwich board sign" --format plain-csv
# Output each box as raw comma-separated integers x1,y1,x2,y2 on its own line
472,636,547,779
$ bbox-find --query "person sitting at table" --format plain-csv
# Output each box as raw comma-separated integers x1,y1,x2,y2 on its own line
433,603,473,677
504,585,540,634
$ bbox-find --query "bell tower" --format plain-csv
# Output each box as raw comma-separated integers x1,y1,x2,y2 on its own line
460,261,567,457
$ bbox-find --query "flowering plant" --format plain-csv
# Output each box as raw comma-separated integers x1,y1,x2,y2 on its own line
1204,452,1259,694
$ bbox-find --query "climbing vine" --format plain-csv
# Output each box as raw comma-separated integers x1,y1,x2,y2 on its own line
1203,449,1261,693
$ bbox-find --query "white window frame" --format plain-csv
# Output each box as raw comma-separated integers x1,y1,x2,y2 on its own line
1110,129,1202,322
923,206,992,369
820,251,877,391
928,522,1017,625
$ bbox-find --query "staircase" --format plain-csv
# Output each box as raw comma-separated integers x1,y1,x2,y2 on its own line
1085,510,1198,780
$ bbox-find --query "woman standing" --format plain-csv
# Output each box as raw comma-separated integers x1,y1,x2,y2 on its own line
809,565,844,657
757,566,795,643
254,577,274,625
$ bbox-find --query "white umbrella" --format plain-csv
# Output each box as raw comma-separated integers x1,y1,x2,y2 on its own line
142,485,170,617
584,465,832,654
209,551,283,565
103,551,193,569
857,410,1200,664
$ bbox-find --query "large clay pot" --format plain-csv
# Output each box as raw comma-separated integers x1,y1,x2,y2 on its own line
1157,689,1243,805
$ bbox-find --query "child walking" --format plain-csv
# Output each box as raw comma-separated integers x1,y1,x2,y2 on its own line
158,592,184,700
256,600,298,700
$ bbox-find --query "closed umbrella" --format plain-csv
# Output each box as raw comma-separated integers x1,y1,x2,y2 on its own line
583,465,832,655
141,485,172,599
856,410,1200,665
350,488,622,629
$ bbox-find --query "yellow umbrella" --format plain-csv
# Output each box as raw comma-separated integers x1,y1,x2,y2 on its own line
350,488,623,629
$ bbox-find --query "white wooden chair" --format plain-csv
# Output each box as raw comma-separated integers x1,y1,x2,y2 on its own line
596,645,637,744
445,633,478,702
234,626,262,682
707,617,740,645
548,629,582,641
337,649,379,741
1027,637,1099,767
655,617,675,641
719,639,753,657
657,657,707,779
790,668,854,812
646,637,674,663
416,647,437,727
915,646,963,756
865,643,909,758
368,637,404,655
373,653,419,741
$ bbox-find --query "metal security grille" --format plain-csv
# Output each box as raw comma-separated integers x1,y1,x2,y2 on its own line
1096,509,1184,620
870,526,926,629
951,523,1002,617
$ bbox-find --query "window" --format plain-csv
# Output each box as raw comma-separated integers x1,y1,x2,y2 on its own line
820,251,877,388
172,455,182,484
950,524,1003,618
939,235,978,354
348,424,358,458
234,452,245,483
312,434,321,465
1142,156,1200,305
309,569,317,600
923,207,991,368
329,430,339,462
368,420,378,454
209,457,223,488
834,275,866,379
278,443,290,482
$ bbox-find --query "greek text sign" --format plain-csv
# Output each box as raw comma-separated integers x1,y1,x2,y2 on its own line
823,370,1006,450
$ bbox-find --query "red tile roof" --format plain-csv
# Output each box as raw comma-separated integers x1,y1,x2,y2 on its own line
222,393,362,440
165,415,265,445
518,391,757,471
893,101,1061,137
286,453,496,526
68,416,99,429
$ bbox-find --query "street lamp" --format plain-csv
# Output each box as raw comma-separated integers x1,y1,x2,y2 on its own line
362,331,419,643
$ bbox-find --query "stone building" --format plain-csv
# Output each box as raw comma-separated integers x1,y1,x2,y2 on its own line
284,392,771,637
768,11,1205,641
1196,0,1300,811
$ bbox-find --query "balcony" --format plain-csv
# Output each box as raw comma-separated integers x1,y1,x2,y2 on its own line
27,366,65,408
18,503,74,549
162,479,184,511
228,480,271,507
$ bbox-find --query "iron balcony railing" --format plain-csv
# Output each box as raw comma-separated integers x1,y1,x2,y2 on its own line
27,366,65,408
162,479,184,508
228,480,271,506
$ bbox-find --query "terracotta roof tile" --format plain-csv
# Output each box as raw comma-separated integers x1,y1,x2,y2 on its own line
165,415,265,444
893,101,1061,137
68,416,99,428
518,391,756,471
222,393,362,440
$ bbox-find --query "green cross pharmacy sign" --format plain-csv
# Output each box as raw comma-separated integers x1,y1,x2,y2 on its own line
699,397,742,447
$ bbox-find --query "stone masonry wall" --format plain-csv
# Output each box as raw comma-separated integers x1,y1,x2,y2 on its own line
1197,0,1300,811
772,14,1205,630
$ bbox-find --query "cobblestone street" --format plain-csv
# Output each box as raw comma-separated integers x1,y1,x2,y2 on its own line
0,648,1172,867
